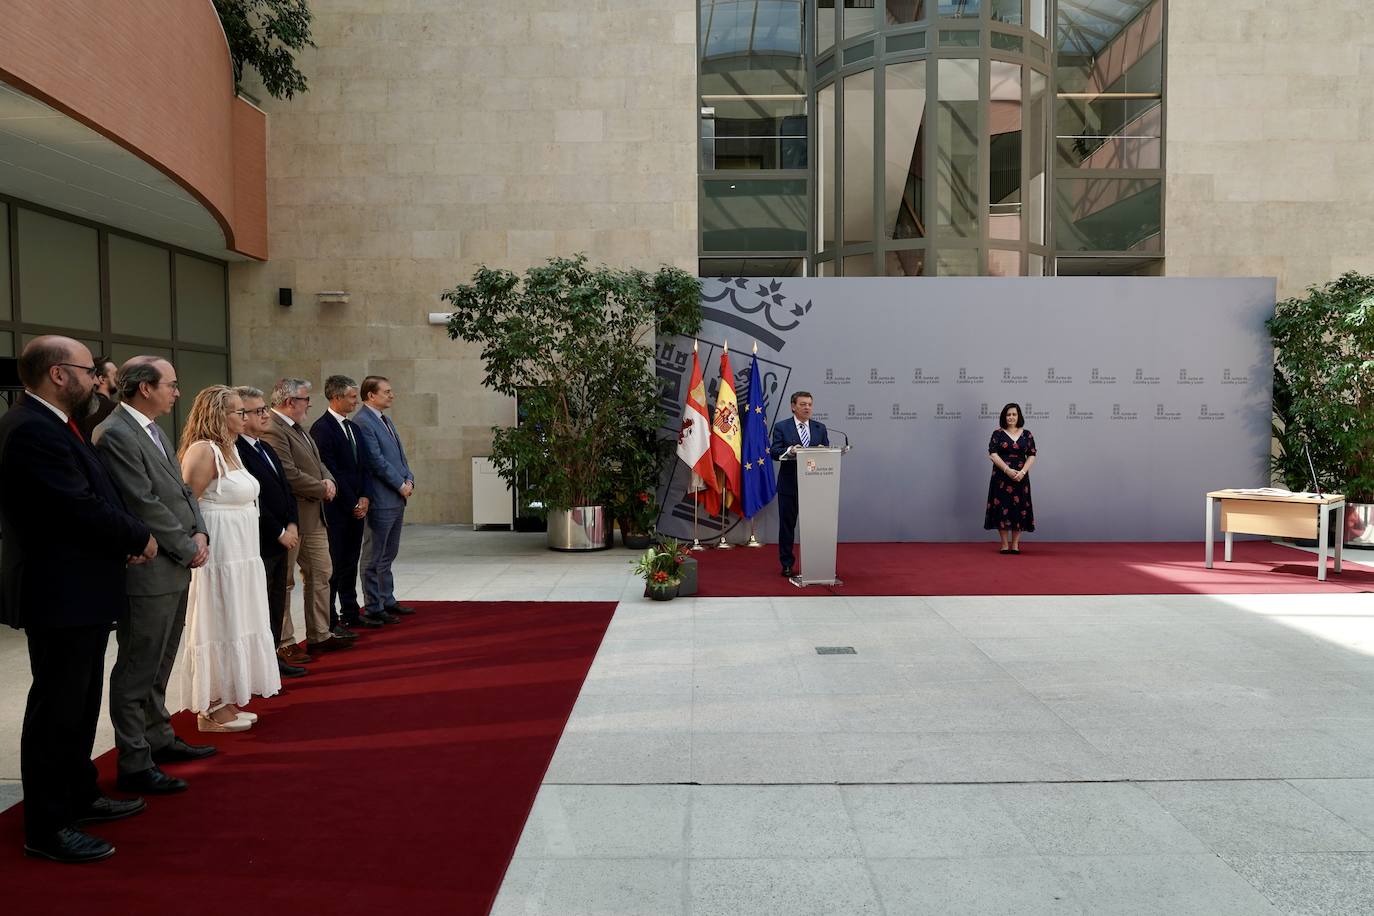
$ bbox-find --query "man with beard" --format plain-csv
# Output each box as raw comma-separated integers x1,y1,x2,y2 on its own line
77,354,118,441
0,336,156,862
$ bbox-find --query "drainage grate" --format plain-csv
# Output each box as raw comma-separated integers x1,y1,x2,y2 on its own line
815,646,857,655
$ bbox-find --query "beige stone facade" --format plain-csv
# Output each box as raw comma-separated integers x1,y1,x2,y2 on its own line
229,0,699,522
1165,0,1374,299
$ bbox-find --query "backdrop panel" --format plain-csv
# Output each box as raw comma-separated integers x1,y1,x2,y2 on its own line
655,277,1276,542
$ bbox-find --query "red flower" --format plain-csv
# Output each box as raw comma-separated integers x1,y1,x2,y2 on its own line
652,570,669,583
638,492,650,503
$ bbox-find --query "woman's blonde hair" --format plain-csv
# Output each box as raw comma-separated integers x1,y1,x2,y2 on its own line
177,385,240,460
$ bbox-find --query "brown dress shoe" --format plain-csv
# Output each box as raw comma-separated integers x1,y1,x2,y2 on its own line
277,644,312,664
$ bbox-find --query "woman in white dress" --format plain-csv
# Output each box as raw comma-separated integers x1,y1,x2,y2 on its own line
170,386,281,732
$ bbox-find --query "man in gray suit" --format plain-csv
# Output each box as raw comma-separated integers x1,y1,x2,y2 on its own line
93,357,214,795
354,375,417,624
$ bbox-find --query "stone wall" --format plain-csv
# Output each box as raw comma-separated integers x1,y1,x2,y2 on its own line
230,0,699,522
1166,0,1374,299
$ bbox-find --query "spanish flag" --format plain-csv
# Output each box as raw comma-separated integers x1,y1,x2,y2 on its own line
710,345,743,515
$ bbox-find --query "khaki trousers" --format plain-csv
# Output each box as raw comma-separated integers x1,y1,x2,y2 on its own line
281,526,333,646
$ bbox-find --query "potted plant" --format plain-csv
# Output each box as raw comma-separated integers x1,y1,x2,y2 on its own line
631,536,689,600
1268,271,1374,546
442,255,701,550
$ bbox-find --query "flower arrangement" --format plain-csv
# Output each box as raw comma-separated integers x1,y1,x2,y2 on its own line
631,536,688,592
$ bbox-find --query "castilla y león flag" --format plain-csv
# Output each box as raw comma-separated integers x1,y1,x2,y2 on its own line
710,348,743,515
677,347,720,516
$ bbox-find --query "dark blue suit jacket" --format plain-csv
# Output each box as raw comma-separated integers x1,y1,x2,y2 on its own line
769,417,830,497
0,395,150,629
236,434,298,557
310,413,372,527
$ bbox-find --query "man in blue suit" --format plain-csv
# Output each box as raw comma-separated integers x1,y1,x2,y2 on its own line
768,391,828,577
0,336,155,862
311,375,373,636
354,375,416,624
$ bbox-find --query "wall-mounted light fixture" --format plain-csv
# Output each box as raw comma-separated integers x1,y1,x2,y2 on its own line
427,312,450,326
317,290,350,305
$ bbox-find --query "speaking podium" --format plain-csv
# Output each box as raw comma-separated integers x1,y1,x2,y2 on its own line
780,445,848,586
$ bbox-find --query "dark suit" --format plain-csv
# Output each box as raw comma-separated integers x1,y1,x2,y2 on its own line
237,435,298,645
769,416,830,571
310,413,371,626
0,395,149,841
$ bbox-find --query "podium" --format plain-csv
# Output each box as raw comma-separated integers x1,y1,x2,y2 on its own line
781,445,847,586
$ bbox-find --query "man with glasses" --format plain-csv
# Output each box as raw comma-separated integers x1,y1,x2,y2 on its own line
234,387,306,679
93,357,214,798
262,378,347,660
0,337,155,862
311,375,372,638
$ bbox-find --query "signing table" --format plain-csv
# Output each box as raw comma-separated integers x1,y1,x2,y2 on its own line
1205,489,1346,581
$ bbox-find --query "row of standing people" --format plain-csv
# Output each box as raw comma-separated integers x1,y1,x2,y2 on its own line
0,337,416,864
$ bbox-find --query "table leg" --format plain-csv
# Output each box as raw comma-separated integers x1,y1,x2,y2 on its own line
1334,504,1343,574
1317,503,1329,582
1205,497,1214,569
1224,529,1233,563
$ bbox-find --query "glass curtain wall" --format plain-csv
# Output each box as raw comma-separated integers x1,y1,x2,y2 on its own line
699,0,810,278
1053,0,1165,275
812,0,1052,275
0,194,230,439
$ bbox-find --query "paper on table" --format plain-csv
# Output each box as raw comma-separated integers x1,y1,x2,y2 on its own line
1222,487,1319,497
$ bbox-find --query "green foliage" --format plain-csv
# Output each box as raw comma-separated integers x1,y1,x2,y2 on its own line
441,254,703,512
214,0,315,101
631,536,689,588
1267,271,1374,502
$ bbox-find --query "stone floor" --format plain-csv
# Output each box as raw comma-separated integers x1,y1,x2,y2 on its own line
3,527,1373,914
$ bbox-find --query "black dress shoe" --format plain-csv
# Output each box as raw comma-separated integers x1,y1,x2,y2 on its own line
780,566,795,577
24,827,114,863
385,604,416,616
341,612,364,627
76,796,146,825
365,610,400,624
152,738,217,764
330,625,360,640
308,636,354,652
115,766,187,795
355,614,384,628
278,660,309,678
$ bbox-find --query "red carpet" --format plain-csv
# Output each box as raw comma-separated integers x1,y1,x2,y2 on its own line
694,541,1374,597
0,601,614,916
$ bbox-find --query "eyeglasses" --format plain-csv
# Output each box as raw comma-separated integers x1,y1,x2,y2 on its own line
289,396,312,404
159,380,180,391
245,406,270,417
228,409,250,418
57,363,98,378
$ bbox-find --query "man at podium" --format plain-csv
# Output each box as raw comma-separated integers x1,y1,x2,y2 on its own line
769,391,830,577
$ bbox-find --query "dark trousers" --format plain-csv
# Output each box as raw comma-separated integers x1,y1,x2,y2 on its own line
263,550,289,643
326,514,365,625
777,486,798,570
22,625,109,840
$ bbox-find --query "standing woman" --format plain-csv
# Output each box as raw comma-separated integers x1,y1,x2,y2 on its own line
170,386,281,731
984,402,1037,553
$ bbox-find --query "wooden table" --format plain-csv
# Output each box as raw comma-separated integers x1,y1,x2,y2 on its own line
1205,490,1346,581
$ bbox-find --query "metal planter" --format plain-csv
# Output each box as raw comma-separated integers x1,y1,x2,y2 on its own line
547,506,613,551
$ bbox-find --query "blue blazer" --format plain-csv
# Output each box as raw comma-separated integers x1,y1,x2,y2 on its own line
310,413,373,526
236,435,298,557
353,406,413,512
769,417,830,497
0,395,150,629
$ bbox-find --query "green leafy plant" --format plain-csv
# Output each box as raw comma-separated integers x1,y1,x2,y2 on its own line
441,254,702,513
631,536,689,589
1267,271,1374,502
214,0,315,100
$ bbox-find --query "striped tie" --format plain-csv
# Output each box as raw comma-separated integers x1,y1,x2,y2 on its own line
799,422,810,448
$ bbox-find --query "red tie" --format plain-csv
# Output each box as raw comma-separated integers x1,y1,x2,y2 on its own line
67,418,85,443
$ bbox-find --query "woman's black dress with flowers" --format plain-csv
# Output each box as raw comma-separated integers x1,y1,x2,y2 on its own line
984,428,1036,531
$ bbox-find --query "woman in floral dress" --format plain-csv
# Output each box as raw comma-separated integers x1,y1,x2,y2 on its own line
984,402,1036,553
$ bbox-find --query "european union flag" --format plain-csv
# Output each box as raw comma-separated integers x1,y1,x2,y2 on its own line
741,353,777,518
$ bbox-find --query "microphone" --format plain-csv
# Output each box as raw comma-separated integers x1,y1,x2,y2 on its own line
827,427,850,448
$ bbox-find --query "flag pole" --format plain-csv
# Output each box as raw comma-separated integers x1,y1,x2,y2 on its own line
716,503,732,548
691,498,704,550
745,341,762,547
